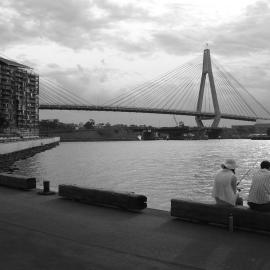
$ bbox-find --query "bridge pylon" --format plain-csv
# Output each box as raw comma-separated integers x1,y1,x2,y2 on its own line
195,49,221,128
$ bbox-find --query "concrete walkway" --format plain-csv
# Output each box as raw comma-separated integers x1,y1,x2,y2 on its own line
0,187,270,270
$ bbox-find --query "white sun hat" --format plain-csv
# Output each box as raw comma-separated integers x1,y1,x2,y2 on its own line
222,159,238,170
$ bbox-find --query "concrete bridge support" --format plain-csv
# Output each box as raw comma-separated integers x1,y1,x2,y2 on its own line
196,49,221,128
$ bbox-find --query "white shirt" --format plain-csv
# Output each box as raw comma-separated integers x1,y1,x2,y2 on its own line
248,169,270,204
212,168,237,205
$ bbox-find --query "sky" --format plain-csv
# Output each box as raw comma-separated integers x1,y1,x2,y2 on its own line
1,0,270,127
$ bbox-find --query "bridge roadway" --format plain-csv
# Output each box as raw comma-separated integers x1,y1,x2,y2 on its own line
39,104,267,122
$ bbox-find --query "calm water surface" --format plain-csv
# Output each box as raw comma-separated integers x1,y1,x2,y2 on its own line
14,139,270,210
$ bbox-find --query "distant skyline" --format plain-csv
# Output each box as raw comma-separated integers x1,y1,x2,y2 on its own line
1,0,270,126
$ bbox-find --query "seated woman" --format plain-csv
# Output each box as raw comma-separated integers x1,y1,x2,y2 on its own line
212,159,238,206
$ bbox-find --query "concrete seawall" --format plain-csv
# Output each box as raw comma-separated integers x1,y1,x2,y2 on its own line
0,137,60,155
0,137,60,172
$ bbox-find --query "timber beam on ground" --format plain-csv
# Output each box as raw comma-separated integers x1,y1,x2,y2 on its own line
171,199,270,233
58,185,147,211
0,173,36,190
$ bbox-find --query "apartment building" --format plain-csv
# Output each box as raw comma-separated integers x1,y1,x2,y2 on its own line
0,57,39,137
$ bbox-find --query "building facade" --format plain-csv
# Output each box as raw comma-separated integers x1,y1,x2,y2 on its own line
0,57,39,137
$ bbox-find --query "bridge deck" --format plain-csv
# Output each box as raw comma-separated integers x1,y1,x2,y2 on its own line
38,104,266,122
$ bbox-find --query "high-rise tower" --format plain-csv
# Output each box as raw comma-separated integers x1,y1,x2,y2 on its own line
0,57,39,136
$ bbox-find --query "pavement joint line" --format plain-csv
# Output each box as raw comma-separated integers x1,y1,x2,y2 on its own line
0,218,204,270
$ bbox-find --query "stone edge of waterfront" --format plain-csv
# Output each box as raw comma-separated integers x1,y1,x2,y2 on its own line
0,137,60,172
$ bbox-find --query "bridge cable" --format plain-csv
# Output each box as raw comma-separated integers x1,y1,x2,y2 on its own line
104,56,201,107
212,59,258,117
104,57,201,106
164,63,202,110
41,77,89,105
166,66,202,111
135,60,200,109
40,80,80,105
40,77,89,105
153,62,201,109
114,61,199,108
214,59,270,118
214,72,235,115
214,70,245,116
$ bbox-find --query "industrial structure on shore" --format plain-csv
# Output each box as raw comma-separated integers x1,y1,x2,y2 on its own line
0,57,39,137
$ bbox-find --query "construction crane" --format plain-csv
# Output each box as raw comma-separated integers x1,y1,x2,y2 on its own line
173,115,184,127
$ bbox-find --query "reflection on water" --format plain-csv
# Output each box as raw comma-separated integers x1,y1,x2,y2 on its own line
14,139,270,210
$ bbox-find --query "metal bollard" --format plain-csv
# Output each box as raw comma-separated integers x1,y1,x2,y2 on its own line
43,181,50,193
38,180,56,195
228,213,234,232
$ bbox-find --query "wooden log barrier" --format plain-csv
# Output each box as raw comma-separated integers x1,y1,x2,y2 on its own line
0,173,36,190
171,199,270,233
58,185,147,211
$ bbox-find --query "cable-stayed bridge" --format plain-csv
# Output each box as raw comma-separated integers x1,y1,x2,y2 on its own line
39,49,270,127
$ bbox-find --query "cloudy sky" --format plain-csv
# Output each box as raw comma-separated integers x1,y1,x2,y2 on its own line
1,0,270,126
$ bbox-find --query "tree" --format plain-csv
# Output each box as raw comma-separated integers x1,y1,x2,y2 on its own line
84,119,95,129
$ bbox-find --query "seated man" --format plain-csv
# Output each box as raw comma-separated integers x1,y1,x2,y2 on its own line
248,160,270,211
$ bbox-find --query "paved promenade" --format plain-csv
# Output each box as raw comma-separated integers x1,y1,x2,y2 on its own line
0,187,270,270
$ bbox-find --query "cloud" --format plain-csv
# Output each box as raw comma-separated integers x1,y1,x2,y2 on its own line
152,32,203,55
0,0,202,56
211,1,270,56
0,0,153,51
1,0,270,57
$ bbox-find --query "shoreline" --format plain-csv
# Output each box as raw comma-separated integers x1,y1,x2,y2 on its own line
0,137,60,172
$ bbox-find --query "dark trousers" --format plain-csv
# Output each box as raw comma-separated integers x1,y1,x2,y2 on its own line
248,202,270,212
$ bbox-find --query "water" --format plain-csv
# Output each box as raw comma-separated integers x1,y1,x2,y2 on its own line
13,139,270,211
